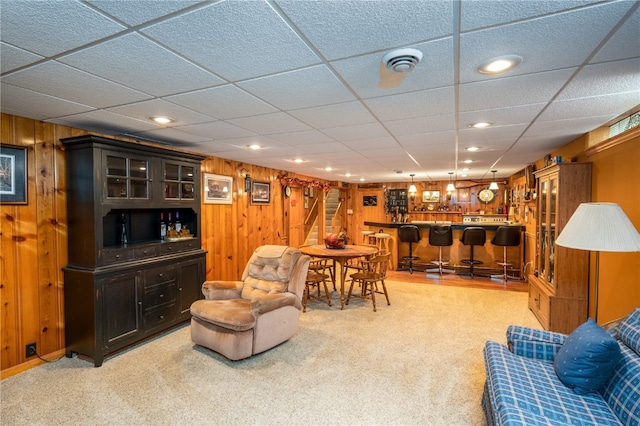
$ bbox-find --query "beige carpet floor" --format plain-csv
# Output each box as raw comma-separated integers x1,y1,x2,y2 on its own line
1,281,540,426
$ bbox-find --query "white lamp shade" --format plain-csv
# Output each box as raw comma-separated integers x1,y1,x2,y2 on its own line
408,184,417,193
446,183,455,192
489,181,499,190
555,203,640,252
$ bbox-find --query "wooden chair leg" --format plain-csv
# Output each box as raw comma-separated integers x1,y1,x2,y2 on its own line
369,281,377,312
322,280,332,306
381,280,390,305
303,285,309,313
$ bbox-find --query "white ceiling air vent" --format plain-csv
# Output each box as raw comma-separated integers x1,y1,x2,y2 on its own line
382,48,423,73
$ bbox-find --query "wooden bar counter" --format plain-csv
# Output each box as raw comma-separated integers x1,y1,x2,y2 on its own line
364,221,525,277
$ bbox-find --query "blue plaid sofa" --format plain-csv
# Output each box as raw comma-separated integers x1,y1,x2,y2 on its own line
482,309,640,426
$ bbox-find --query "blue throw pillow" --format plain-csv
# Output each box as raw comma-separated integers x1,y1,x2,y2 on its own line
553,318,622,395
618,307,640,356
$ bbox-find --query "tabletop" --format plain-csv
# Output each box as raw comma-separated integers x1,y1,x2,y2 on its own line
300,244,378,259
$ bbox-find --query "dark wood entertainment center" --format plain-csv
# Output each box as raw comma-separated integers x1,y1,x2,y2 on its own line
61,135,206,366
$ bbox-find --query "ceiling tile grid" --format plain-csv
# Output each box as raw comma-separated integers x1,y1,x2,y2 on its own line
1,0,638,183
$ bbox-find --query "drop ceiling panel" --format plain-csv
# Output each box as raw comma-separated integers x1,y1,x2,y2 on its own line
458,69,576,112
331,38,454,99
385,114,455,137
459,1,635,84
0,1,125,57
397,131,456,148
268,130,335,145
458,104,546,129
460,0,603,31
130,128,213,145
459,124,529,144
141,1,321,81
88,0,202,26
556,58,640,101
1,43,43,74
238,65,355,110
0,83,93,120
107,99,215,126
364,86,455,121
48,109,158,134
590,7,640,63
2,62,152,108
275,0,453,60
165,85,278,120
289,101,377,128
228,112,312,134
322,123,391,141
58,33,225,97
175,121,256,140
538,93,640,122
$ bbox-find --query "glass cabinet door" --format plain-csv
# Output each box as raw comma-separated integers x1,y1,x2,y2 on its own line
106,154,149,200
548,176,558,285
538,178,549,282
163,161,197,201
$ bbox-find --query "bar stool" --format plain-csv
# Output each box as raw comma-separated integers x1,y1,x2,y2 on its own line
374,232,392,269
427,225,453,275
460,227,486,278
491,226,521,282
361,230,376,245
398,225,420,273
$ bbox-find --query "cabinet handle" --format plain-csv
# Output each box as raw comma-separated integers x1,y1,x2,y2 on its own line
178,287,182,291
115,255,120,259
159,315,164,319
143,250,148,254
159,294,164,298
138,301,142,305
158,273,163,277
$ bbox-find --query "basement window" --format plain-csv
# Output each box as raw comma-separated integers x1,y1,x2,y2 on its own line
609,111,640,137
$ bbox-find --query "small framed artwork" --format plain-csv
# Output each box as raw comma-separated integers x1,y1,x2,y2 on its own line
304,196,309,209
203,173,232,204
0,145,28,204
251,181,270,205
304,186,310,196
422,190,440,203
363,195,377,206
309,187,315,198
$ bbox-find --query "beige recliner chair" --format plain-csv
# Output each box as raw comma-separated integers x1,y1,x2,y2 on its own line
190,245,310,360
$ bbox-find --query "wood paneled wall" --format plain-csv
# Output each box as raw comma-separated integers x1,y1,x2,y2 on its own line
0,113,330,375
2,112,639,376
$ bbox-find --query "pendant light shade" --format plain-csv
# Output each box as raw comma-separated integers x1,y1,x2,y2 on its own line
446,172,455,192
408,174,417,194
489,170,499,191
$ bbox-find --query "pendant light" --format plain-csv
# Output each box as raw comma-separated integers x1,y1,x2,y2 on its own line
489,170,499,191
446,172,455,192
408,174,417,194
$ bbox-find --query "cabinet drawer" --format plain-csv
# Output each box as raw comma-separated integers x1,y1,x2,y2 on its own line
143,265,176,287
180,238,200,252
143,304,176,331
102,248,132,264
134,245,158,260
144,281,177,310
528,280,550,329
158,241,181,255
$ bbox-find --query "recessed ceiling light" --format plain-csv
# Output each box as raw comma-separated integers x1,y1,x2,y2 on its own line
465,146,480,151
151,116,173,124
293,158,304,163
477,55,522,75
463,159,473,164
359,178,365,182
469,122,492,129
461,173,468,178
248,144,261,150
463,167,470,171
345,173,352,177
324,167,333,172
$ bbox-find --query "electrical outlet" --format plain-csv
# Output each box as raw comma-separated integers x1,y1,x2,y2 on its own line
26,342,37,358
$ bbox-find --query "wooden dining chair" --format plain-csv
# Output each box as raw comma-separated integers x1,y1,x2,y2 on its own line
308,257,336,291
346,252,391,312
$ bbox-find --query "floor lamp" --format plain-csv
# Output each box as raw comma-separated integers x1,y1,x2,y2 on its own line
555,202,640,323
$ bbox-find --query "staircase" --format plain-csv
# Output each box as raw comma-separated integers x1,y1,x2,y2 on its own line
304,189,340,245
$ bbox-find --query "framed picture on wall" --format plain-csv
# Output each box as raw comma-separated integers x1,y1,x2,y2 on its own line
422,190,439,203
203,173,232,204
251,181,270,205
309,187,315,198
363,195,377,206
0,145,28,204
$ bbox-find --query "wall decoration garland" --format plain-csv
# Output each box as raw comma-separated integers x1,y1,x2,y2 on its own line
277,173,332,191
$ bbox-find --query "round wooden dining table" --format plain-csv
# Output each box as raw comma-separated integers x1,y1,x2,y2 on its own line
299,244,379,310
